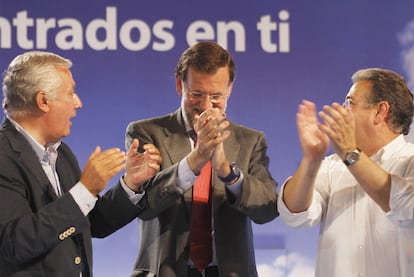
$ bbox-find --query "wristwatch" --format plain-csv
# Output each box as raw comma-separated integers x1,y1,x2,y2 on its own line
343,148,361,166
218,162,241,183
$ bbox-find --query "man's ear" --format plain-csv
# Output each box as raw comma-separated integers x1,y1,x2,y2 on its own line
227,81,235,97
176,76,183,96
374,101,389,124
36,92,49,112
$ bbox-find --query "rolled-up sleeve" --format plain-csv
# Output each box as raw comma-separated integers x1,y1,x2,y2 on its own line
278,178,324,228
387,175,414,223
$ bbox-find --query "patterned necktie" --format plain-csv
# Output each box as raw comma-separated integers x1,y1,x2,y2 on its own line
189,131,213,272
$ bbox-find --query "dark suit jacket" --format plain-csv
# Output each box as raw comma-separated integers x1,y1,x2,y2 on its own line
126,108,279,277
0,118,142,276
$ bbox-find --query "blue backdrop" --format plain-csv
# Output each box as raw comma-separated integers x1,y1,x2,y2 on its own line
1,1,414,276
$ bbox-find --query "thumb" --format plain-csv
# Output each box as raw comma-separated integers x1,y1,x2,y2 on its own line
88,146,101,160
127,139,139,157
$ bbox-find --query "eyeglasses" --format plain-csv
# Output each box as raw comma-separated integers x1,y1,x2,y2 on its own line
186,91,228,104
343,98,374,109
343,98,352,108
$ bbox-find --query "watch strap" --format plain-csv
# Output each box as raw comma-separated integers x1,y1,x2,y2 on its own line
218,162,240,183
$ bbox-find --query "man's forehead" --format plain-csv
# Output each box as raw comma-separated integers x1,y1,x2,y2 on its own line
347,80,372,98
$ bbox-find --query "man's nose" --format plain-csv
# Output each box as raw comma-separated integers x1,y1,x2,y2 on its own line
199,95,213,109
74,93,83,109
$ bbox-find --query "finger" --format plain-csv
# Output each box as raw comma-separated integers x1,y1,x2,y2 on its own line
145,151,161,161
194,108,221,136
207,124,228,141
143,144,160,155
95,148,125,161
127,139,140,157
104,163,126,179
193,114,201,131
300,100,316,118
200,115,229,140
88,146,101,161
196,108,217,129
320,104,343,126
147,162,161,171
198,108,214,122
92,150,126,170
322,103,346,122
318,111,335,134
208,130,231,145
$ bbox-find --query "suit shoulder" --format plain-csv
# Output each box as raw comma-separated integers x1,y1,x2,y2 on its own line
230,121,265,138
126,111,177,131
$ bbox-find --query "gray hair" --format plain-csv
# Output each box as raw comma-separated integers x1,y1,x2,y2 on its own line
2,51,72,118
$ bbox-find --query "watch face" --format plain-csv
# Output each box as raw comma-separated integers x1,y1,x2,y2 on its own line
230,162,241,176
348,151,359,161
232,165,241,176
344,149,361,166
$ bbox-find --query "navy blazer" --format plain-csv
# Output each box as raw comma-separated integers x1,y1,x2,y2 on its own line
0,118,142,276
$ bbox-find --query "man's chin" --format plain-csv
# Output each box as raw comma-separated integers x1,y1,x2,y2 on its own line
184,111,198,126
61,130,71,138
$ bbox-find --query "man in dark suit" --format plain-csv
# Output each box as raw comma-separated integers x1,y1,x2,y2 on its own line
0,51,161,276
126,42,279,277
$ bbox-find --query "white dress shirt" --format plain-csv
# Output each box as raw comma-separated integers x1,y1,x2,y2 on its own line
278,135,414,277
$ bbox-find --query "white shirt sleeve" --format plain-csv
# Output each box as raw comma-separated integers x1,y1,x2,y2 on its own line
387,174,414,224
177,158,197,193
70,179,146,216
69,182,98,216
277,178,323,228
224,172,244,197
119,176,146,205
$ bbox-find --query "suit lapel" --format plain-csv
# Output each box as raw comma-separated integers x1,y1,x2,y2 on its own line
159,110,194,216
163,128,195,217
162,129,192,166
21,150,59,201
3,119,59,201
160,109,192,165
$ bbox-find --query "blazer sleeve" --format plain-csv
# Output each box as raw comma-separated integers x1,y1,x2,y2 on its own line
124,120,183,220
89,182,144,238
225,128,279,224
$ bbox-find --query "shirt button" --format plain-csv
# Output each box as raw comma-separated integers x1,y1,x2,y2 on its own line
74,256,81,265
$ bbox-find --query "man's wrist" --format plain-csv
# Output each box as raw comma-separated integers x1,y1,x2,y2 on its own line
122,175,145,194
187,152,209,175
343,148,361,166
218,162,241,183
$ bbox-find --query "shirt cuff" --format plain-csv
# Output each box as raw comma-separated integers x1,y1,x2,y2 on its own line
225,171,244,197
69,182,98,216
120,176,145,205
177,158,197,193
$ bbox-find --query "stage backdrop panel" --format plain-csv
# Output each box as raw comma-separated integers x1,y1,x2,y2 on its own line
1,1,414,276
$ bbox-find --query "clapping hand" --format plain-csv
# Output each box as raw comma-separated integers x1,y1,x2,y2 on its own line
123,138,162,193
